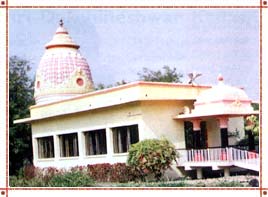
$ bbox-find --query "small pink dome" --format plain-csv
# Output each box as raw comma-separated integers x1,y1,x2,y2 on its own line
34,20,94,104
191,75,254,115
196,75,249,103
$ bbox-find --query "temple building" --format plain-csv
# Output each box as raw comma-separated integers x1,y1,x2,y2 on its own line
15,21,259,179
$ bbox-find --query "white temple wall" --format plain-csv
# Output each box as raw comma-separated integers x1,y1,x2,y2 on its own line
140,100,194,149
31,100,192,169
31,102,143,168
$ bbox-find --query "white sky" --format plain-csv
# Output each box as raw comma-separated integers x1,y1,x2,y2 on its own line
9,9,259,100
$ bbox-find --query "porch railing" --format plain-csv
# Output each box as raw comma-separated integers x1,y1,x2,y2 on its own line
176,147,259,171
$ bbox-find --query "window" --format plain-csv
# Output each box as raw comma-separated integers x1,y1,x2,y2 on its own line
59,133,79,157
112,124,139,153
37,136,54,158
84,129,107,155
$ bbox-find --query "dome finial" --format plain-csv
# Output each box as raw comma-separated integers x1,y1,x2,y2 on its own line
59,19,64,27
217,74,224,82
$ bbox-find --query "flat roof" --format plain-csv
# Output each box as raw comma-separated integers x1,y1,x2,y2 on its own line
31,81,211,109
15,81,211,123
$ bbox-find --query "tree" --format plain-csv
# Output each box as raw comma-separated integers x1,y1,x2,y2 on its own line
137,66,183,83
9,56,34,175
245,115,259,136
94,66,183,90
94,80,128,90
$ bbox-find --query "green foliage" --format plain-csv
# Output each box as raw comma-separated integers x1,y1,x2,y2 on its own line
137,66,183,83
94,66,183,90
87,163,112,182
110,163,134,182
23,165,36,180
245,115,259,135
9,165,251,187
9,56,34,175
113,181,187,187
94,80,128,90
10,170,94,187
94,83,106,90
48,171,94,187
87,163,134,182
236,135,259,146
127,138,177,181
251,103,259,111
10,164,133,187
10,176,47,187
214,180,244,187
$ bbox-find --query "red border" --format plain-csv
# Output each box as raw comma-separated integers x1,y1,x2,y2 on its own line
3,1,267,197
5,5,262,8
5,0,9,197
259,0,263,196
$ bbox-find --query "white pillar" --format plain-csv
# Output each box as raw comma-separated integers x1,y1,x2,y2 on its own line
196,168,203,179
106,128,113,161
54,134,60,161
224,168,230,178
78,132,85,159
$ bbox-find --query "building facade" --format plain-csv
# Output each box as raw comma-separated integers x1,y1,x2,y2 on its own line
15,21,259,178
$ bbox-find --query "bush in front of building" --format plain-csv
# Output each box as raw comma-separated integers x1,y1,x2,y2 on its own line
87,163,112,182
48,171,94,187
10,163,135,187
127,138,178,181
87,163,135,182
10,167,94,187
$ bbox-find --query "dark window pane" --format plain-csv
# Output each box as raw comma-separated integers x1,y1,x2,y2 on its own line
84,129,107,156
112,124,139,153
59,133,79,157
37,136,54,158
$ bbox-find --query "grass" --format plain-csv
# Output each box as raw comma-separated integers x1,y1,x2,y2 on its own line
10,174,253,187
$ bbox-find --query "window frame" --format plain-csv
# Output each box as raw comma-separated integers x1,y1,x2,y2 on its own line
112,124,139,154
37,136,55,159
59,133,79,157
84,129,107,156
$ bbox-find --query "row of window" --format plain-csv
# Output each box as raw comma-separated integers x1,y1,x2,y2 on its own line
37,125,139,159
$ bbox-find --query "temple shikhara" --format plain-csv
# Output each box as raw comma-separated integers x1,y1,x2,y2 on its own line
15,21,259,179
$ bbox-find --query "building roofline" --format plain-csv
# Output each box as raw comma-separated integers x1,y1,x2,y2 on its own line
174,110,259,120
31,81,211,109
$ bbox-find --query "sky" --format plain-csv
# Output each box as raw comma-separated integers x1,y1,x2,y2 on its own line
9,9,260,101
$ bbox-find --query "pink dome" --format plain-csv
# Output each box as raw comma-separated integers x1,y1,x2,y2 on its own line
34,20,94,104
191,75,254,115
195,74,249,104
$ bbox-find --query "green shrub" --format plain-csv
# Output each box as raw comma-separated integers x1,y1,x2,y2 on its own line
112,181,187,187
87,163,135,182
23,165,37,180
127,138,177,181
109,163,133,182
87,163,112,182
48,171,94,187
10,176,47,187
214,180,244,187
